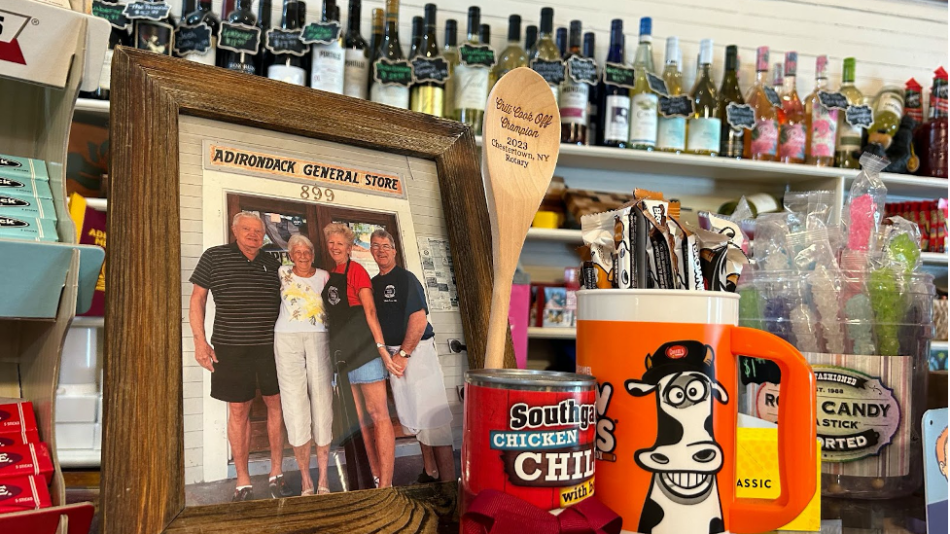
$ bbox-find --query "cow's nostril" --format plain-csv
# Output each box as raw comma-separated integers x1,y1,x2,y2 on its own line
650,453,670,464
693,449,717,463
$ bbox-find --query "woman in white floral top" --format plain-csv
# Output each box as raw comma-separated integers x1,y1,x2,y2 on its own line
273,234,332,495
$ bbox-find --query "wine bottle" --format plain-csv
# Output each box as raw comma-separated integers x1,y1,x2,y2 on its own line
525,25,538,52
560,20,592,145
133,0,176,56
409,16,423,59
217,0,259,74
778,52,805,163
804,55,838,166
771,62,787,126
265,0,307,85
367,8,384,94
717,45,745,159
866,86,905,151
491,15,527,88
342,0,369,99
409,3,446,117
479,24,491,49
252,0,271,75
453,6,490,133
178,0,219,66
686,38,720,156
442,20,459,121
628,20,658,151
835,58,864,169
85,0,132,100
309,0,345,93
584,32,599,146
555,27,567,58
370,0,410,109
657,36,685,153
633,17,655,75
598,19,629,148
743,46,779,161
529,7,563,105
914,67,948,178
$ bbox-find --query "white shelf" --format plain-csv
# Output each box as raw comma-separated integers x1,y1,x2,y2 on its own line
933,341,949,352
922,252,948,266
75,98,110,115
527,326,576,339
526,228,582,243
58,448,101,468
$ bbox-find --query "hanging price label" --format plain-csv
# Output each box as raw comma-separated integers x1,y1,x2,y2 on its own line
266,28,307,56
218,22,261,55
658,95,693,117
459,44,495,68
726,103,756,130
123,1,171,21
818,91,849,110
92,0,131,30
530,59,565,86
411,57,450,85
845,105,874,129
764,86,782,108
646,72,669,96
300,21,341,45
373,58,413,87
175,23,213,57
602,62,635,89
567,57,597,86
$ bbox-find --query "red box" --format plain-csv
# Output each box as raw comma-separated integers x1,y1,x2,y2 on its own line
0,402,38,446
0,475,50,513
0,444,52,483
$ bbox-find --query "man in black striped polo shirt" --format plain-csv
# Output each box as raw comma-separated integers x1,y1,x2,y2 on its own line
189,211,291,502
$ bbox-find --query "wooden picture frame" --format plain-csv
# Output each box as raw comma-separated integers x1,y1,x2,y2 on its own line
103,47,511,534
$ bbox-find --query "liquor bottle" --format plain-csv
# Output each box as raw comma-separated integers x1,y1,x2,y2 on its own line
310,0,345,93
778,52,805,164
442,20,459,121
179,0,219,66
717,45,745,158
866,86,905,151
133,0,176,56
556,27,567,58
254,0,272,74
453,7,489,132
343,0,369,99
656,36,685,153
686,38,720,156
266,0,307,85
491,15,527,88
529,7,562,105
915,67,948,178
84,0,132,100
299,1,307,25
628,19,657,150
584,32,599,146
479,24,491,49
409,3,445,117
633,17,655,75
525,25,538,52
409,16,423,58
743,46,780,161
560,21,591,145
834,58,864,169
217,0,258,74
905,78,923,124
804,55,838,166
598,19,629,148
771,62,787,126
370,0,410,109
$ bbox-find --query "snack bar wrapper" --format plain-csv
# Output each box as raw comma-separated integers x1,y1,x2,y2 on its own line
689,225,748,292
580,211,616,288
0,475,51,513
0,443,53,483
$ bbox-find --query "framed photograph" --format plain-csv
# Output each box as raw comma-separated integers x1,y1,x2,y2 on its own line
103,47,508,534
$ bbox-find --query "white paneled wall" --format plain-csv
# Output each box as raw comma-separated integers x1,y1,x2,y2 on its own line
164,0,948,106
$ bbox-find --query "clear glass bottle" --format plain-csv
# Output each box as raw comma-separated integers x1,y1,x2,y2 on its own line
657,36,685,153
409,3,444,117
342,0,369,99
804,55,838,166
217,0,256,74
560,20,589,145
442,19,459,121
628,18,657,150
633,17,655,75
915,67,948,178
528,7,562,105
718,45,745,159
686,38,720,156
310,0,345,93
453,6,489,133
584,32,599,146
370,0,410,109
266,0,307,85
598,19,628,148
181,0,219,66
835,58,864,169
490,15,527,88
778,51,805,164
743,46,780,161
866,86,905,151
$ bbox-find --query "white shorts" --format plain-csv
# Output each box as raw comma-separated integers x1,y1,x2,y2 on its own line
402,423,454,447
274,332,333,447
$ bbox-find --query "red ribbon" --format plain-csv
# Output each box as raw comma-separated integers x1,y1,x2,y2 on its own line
461,490,623,534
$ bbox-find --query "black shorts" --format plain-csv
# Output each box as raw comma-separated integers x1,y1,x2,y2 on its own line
210,344,280,403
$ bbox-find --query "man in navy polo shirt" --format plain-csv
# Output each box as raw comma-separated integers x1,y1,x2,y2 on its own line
369,229,456,483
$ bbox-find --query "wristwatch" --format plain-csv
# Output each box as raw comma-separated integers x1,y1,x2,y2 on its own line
398,349,410,358
376,342,385,349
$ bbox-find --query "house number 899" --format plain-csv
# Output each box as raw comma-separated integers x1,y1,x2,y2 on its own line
300,185,334,202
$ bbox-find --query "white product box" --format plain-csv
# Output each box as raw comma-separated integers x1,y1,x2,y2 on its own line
55,422,95,449
93,423,101,450
54,392,97,423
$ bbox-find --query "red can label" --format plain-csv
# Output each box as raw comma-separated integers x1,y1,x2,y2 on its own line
461,384,597,512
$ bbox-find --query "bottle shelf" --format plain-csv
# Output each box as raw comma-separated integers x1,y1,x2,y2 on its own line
921,252,948,266
527,326,577,339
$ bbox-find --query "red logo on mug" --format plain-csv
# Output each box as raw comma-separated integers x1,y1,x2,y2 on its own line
666,345,687,359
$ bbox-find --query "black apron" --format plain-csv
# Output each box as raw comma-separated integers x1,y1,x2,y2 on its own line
321,260,376,490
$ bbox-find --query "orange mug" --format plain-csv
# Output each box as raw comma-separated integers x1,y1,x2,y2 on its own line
576,290,816,534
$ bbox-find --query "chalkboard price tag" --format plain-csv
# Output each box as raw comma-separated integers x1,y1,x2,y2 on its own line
93,0,131,30
726,102,756,130
300,22,341,45
818,91,849,110
845,104,874,129
374,58,413,87
266,28,307,56
764,86,782,108
567,57,598,86
123,1,171,21
459,44,495,68
218,22,261,55
646,72,669,96
530,59,565,86
602,62,635,89
175,23,213,57
739,357,782,386
411,57,450,85
659,95,694,118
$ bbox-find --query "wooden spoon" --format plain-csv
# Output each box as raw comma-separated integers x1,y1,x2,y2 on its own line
481,67,561,369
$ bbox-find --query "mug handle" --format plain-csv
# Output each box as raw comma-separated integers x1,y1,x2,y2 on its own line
728,327,817,534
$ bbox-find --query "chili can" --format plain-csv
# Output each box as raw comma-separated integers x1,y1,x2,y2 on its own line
461,369,597,514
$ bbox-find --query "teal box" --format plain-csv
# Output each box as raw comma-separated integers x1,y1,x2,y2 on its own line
0,176,54,199
0,216,59,242
0,191,57,220
0,154,50,181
